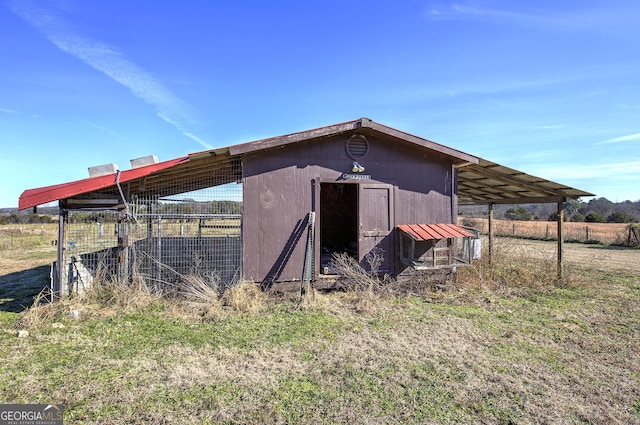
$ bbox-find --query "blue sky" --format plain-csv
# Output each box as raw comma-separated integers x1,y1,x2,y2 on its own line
2,0,639,208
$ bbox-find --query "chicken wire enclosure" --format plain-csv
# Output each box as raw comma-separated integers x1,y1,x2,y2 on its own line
61,210,122,295
398,235,475,270
130,184,243,288
57,156,244,296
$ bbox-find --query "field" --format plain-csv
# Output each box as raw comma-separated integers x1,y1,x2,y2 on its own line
461,218,634,246
0,224,639,424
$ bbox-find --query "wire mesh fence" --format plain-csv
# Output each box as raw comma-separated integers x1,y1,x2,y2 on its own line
459,217,632,245
60,157,244,295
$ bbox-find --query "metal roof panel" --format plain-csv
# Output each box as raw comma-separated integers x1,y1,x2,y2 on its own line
397,224,475,241
19,156,189,210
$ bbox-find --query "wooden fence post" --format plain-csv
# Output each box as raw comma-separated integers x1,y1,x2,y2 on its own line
557,199,565,282
585,226,590,242
488,203,494,266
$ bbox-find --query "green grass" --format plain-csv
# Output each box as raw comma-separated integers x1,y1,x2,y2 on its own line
0,242,639,423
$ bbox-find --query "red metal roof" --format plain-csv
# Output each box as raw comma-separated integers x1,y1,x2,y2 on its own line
19,156,190,210
397,224,475,241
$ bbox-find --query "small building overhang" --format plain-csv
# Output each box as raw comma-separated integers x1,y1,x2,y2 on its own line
457,158,594,205
397,224,476,270
397,223,475,241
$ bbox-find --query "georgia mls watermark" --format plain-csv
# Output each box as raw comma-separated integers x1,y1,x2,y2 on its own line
0,404,63,425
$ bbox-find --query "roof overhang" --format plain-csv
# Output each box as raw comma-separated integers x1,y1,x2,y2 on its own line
18,118,594,210
456,158,594,205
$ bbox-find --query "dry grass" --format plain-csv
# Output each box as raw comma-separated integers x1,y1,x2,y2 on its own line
456,237,570,297
329,252,386,293
17,275,273,330
327,250,394,314
220,281,268,314
3,266,638,424
1,224,639,424
0,224,58,275
462,217,631,245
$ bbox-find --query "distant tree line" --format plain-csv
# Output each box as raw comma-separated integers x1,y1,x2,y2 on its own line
0,212,56,225
0,200,243,225
155,200,242,215
461,197,640,223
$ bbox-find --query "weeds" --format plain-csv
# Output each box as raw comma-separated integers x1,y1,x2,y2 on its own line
220,281,267,314
329,248,390,293
2,232,639,424
328,249,394,313
456,238,574,298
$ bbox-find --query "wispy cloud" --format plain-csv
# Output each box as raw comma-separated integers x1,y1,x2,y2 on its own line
431,3,554,23
426,2,630,32
0,108,19,114
428,3,561,28
9,0,212,150
531,124,565,130
597,132,640,145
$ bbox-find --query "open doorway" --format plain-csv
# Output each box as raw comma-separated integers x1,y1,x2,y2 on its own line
320,183,358,274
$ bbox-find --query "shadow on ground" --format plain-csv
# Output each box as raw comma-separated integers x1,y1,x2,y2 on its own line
0,266,50,313
585,244,640,251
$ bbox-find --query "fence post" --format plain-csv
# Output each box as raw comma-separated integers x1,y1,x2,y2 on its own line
116,209,130,282
157,216,162,285
488,203,494,266
557,200,565,282
55,210,68,300
585,226,589,242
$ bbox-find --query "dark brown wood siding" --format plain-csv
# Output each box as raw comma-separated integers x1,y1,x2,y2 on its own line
242,132,455,283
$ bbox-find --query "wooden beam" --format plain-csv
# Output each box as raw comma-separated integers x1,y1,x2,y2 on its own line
229,121,360,155
457,182,537,202
557,199,565,282
488,202,494,266
55,210,67,300
459,165,559,197
461,195,567,205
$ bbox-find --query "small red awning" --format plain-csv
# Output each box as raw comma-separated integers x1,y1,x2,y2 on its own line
397,223,474,241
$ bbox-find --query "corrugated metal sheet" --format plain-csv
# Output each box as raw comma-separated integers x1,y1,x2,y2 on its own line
397,223,475,241
18,118,594,210
19,156,190,210
457,157,594,204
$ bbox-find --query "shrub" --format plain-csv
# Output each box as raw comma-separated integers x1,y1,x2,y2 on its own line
607,211,636,223
571,212,585,222
505,207,532,221
584,212,606,223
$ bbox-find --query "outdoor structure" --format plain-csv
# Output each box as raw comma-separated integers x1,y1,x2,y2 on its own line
19,118,593,297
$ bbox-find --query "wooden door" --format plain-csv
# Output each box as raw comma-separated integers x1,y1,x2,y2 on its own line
358,183,395,273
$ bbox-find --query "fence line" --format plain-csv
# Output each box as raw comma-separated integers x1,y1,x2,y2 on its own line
459,218,632,246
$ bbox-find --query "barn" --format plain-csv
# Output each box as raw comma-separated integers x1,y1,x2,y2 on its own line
19,118,593,297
